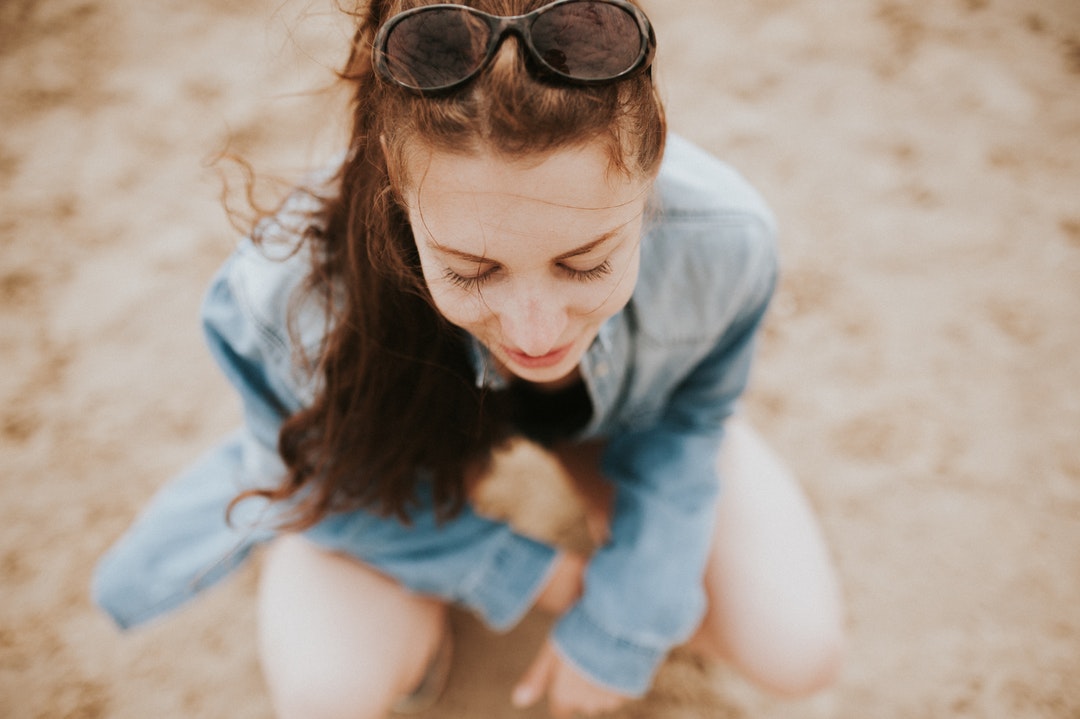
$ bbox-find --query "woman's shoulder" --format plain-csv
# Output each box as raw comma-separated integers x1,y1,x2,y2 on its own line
653,134,777,231
204,182,337,391
229,192,327,332
221,157,343,341
631,136,779,340
646,134,778,279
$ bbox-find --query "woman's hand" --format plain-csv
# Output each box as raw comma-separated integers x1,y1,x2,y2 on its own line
512,640,631,718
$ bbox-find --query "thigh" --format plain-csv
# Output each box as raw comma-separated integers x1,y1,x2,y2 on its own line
257,534,447,719
694,419,845,695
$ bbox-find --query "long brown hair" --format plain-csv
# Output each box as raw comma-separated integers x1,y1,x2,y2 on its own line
234,0,666,529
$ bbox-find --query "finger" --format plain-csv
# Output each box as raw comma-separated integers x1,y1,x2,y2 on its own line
547,684,584,719
512,642,557,708
548,655,631,719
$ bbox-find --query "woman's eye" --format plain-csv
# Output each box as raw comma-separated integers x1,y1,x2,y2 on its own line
443,260,612,290
443,266,495,291
561,260,613,282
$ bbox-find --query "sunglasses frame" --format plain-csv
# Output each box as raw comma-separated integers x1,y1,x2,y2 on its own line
373,0,656,95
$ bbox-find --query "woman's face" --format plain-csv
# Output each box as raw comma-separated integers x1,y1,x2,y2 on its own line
403,141,650,387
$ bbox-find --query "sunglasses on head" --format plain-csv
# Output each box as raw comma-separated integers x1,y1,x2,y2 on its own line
373,0,656,95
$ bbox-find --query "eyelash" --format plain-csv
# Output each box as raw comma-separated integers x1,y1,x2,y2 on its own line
443,260,613,291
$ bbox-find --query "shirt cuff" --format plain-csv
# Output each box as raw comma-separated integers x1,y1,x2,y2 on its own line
459,530,559,631
551,602,666,697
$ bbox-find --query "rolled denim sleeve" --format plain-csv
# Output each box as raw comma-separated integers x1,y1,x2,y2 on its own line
91,429,276,629
551,251,778,696
92,256,297,629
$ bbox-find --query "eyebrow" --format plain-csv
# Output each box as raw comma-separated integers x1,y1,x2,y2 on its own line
428,228,621,264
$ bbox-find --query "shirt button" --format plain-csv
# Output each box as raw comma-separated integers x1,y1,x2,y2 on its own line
595,362,609,377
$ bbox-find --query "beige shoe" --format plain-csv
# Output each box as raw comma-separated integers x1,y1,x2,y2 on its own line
392,630,453,714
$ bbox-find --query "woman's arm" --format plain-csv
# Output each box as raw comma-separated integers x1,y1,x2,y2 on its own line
549,250,778,697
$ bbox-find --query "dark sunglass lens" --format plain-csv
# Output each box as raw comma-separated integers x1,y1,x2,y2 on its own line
384,9,491,89
530,1,641,79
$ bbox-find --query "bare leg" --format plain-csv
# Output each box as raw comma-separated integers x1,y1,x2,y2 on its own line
257,534,448,719
688,419,846,696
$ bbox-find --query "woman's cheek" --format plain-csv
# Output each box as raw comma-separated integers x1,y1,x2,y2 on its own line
428,286,490,330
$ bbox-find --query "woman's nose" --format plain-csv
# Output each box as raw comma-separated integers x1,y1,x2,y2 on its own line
497,293,569,357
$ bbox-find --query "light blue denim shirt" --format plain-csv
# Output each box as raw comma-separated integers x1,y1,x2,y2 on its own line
93,135,778,696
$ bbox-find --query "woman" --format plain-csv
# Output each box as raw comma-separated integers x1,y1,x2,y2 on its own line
94,0,845,716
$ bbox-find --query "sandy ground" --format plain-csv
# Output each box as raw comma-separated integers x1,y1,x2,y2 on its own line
2,0,1079,717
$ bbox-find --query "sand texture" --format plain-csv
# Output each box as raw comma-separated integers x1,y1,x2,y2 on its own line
2,0,1079,717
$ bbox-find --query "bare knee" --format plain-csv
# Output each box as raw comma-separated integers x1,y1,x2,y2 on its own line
258,536,446,719
268,660,398,719
750,618,845,697
707,420,846,696
695,605,846,698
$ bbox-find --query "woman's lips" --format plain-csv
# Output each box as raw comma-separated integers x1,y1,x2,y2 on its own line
502,343,572,370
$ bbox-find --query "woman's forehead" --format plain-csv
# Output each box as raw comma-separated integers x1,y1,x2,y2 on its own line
402,141,649,205
405,151,648,258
